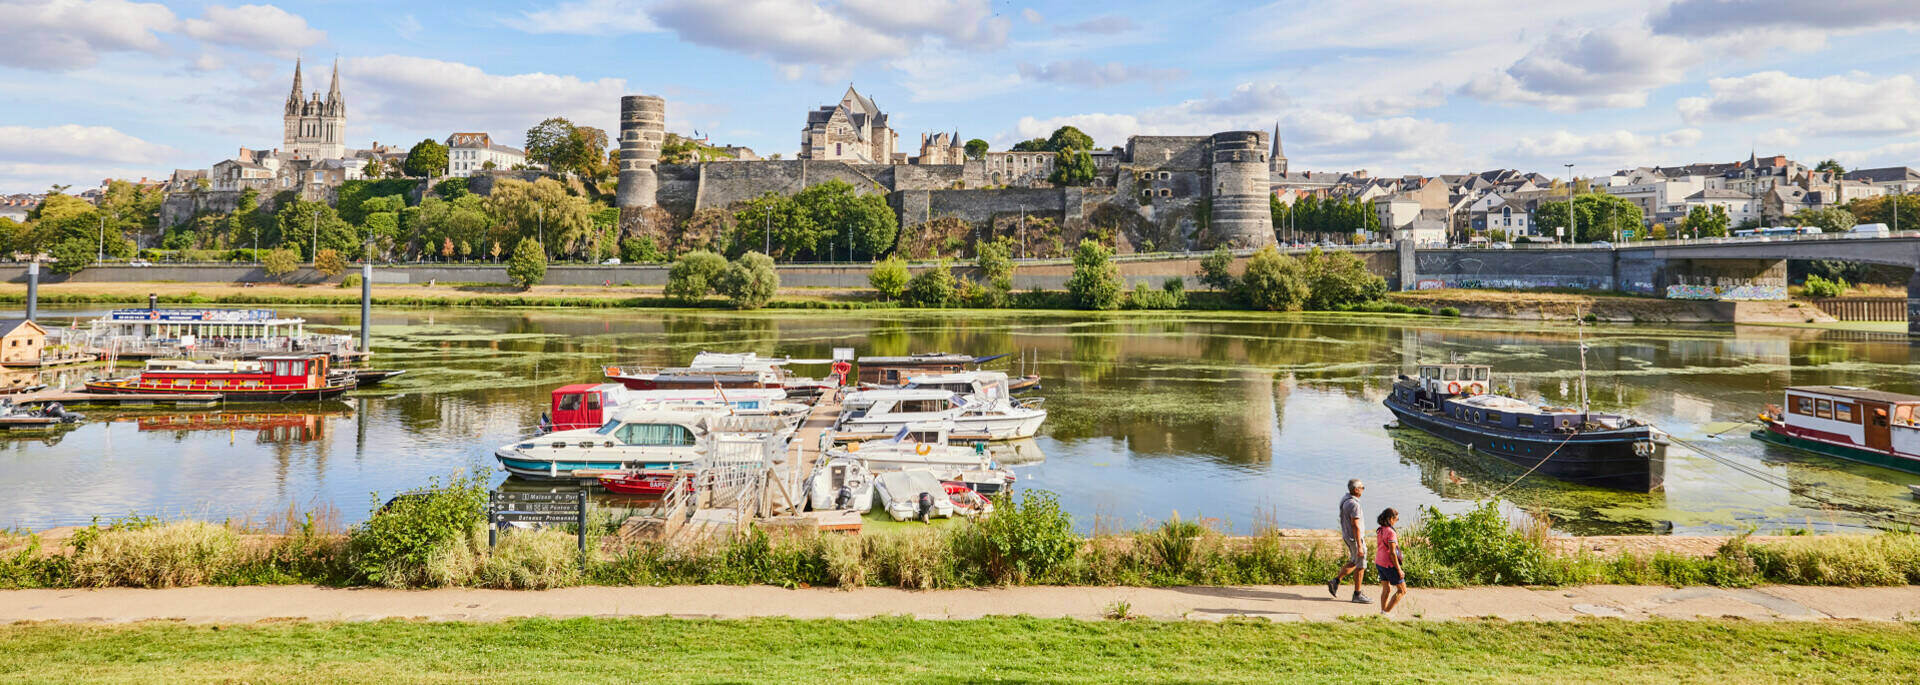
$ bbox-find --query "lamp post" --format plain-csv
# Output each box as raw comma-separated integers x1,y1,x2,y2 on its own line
311,208,319,262
764,209,771,257
1563,163,1575,244
1018,204,1026,259
96,214,104,262
537,205,545,257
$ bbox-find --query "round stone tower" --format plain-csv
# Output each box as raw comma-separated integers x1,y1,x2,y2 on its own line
1208,131,1276,249
616,95,665,209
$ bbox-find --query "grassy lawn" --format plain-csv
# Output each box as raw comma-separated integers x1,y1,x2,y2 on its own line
2,616,1914,683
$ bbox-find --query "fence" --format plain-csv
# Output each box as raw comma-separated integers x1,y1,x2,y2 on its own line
1809,297,1907,322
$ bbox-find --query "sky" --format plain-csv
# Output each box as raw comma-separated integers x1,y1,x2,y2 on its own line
2,0,1919,193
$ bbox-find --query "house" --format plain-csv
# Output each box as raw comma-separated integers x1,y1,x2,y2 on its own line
445,132,529,177
1373,195,1422,232
0,319,47,366
1680,189,1762,226
1600,167,1705,223
1844,167,1920,195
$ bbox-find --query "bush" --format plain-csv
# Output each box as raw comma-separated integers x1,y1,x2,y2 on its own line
1414,503,1561,585
903,262,956,307
476,529,581,589
952,490,1078,584
620,236,665,264
1065,239,1122,310
665,250,728,304
314,248,347,276
339,273,362,289
717,251,778,309
347,476,488,587
1240,246,1308,311
506,238,547,289
1302,248,1387,309
48,238,94,274
1127,278,1188,310
1198,245,1236,291
1740,533,1920,586
261,248,299,277
868,256,909,301
433,177,470,200
70,521,239,588
1439,306,1460,317
1802,274,1847,298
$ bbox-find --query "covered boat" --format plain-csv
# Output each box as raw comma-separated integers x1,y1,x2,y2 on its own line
1384,364,1666,491
602,351,838,399
543,383,800,433
494,408,789,480
803,455,875,513
836,386,1045,441
874,470,956,522
85,354,353,402
1754,386,1920,475
596,469,691,496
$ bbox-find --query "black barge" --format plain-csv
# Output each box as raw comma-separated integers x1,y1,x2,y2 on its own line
1385,364,1666,491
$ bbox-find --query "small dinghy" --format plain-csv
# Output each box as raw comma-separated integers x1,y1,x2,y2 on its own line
804,455,875,513
874,470,955,522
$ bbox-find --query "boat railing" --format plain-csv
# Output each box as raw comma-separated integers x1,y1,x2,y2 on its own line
1016,396,1047,409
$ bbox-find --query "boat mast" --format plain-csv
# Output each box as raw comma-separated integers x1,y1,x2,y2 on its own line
1577,306,1590,414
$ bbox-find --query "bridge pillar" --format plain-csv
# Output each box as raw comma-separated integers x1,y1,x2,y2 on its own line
1907,271,1920,336
1396,239,1415,291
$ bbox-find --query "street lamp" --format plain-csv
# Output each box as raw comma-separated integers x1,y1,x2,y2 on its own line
1563,163,1575,244
96,214,104,262
536,205,544,257
311,208,319,262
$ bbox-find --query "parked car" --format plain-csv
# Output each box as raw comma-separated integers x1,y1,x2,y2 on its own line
602,257,622,265
1849,223,1890,238
1490,242,1513,249
1589,241,1612,249
128,259,152,267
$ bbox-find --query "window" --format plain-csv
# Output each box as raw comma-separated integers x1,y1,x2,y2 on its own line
615,423,695,446
1873,408,1888,427
1793,396,1814,415
1420,366,1438,379
1159,172,1170,180
1159,188,1171,197
1487,411,1503,423
1518,415,1535,428
1834,402,1854,423
1475,411,1485,423
1898,406,1914,425
1816,399,1832,419
1475,368,1489,381
899,399,948,413
557,394,582,411
586,394,601,411
1442,367,1459,381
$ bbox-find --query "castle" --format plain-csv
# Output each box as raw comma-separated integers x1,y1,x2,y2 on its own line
619,91,1282,251
283,58,347,160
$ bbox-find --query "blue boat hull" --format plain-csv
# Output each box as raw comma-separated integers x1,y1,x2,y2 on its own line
497,455,689,480
1385,396,1665,492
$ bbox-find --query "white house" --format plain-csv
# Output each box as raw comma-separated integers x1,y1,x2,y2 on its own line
446,132,528,177
1680,189,1761,226
1600,168,1704,225
1373,195,1421,232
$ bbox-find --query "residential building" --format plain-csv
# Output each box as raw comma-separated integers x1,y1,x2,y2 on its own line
1680,188,1762,226
1842,167,1920,195
445,133,528,177
798,85,897,164
1373,195,1422,232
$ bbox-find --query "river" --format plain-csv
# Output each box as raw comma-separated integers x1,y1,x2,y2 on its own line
5,305,1919,535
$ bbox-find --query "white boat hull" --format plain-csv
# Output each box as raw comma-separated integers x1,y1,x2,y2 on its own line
839,410,1045,441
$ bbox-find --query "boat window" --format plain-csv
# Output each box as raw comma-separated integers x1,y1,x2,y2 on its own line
1517,415,1534,428
1475,368,1489,381
899,399,947,413
1815,399,1831,419
586,394,601,411
1873,408,1888,427
595,420,620,435
1898,406,1914,425
1442,367,1459,381
1834,402,1854,423
616,423,696,446
1486,411,1502,423
1475,411,1484,423
1793,396,1814,415
1420,366,1438,379
557,394,582,411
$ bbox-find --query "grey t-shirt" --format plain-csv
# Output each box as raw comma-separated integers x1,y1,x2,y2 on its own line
1338,493,1361,541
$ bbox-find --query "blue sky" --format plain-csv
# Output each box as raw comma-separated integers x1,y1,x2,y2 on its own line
2,0,1919,193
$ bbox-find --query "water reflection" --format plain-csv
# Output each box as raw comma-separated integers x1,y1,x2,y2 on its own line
1,305,1917,534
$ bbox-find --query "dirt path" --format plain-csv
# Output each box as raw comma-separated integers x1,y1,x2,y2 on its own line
4,584,1916,624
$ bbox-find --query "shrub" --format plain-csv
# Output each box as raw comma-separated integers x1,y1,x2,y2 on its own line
952,490,1078,584
1415,503,1560,585
1802,274,1847,298
1198,245,1236,291
620,236,665,264
506,238,547,289
665,250,727,304
903,262,955,307
261,248,299,277
1065,239,1122,310
476,529,581,589
1240,246,1308,311
1741,533,1920,586
1439,306,1460,317
339,273,362,290
1127,278,1188,310
347,476,488,587
432,177,470,200
48,238,95,274
314,248,346,276
1302,248,1387,309
70,521,239,588
868,256,909,301
717,251,778,309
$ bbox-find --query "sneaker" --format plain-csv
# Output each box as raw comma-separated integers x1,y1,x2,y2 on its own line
1351,593,1373,603
1326,577,1339,597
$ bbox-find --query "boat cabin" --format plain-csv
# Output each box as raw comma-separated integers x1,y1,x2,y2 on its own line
129,353,331,391
1439,394,1586,433
856,353,978,386
900,371,1011,405
840,389,965,420
1779,386,1920,456
547,384,786,432
1415,364,1492,397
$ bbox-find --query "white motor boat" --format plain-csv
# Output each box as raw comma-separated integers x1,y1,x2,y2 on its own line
824,422,1016,494
836,387,1045,440
873,470,955,522
495,407,789,480
803,455,875,513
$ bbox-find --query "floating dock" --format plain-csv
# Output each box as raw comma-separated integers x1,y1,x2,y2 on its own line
9,390,225,408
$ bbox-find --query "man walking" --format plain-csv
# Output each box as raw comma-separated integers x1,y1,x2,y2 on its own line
1327,478,1371,603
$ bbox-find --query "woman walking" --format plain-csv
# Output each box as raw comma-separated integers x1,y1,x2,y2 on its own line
1375,508,1407,613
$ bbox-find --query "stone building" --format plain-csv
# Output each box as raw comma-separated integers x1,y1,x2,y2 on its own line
799,86,897,164
283,58,346,160
445,133,528,177
915,131,966,165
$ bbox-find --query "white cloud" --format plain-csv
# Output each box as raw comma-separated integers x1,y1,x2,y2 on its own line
341,56,628,144
1651,0,1920,37
1020,8,1043,25
181,4,324,56
1754,127,1799,148
1677,70,1920,137
1016,60,1185,89
1460,27,1695,111
648,0,1005,70
1499,127,1708,168
0,124,176,165
502,0,658,36
0,0,178,71
1659,128,1703,148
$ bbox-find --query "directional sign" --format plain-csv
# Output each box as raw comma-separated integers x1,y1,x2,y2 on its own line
490,491,578,503
489,489,589,559
496,502,580,514
493,512,586,525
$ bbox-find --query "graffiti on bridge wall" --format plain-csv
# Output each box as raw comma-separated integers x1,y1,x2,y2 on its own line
1415,276,1609,290
1664,284,1787,300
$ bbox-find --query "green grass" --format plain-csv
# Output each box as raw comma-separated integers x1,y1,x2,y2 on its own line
0,616,1913,683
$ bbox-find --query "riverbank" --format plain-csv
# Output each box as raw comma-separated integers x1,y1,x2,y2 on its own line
1388,289,1838,324
0,614,1913,683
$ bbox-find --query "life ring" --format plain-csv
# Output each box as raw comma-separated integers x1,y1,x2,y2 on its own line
1468,382,1484,395
606,366,621,376
915,443,932,456
1446,382,1461,394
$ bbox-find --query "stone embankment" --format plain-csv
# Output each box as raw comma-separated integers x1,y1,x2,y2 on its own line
1390,290,1838,324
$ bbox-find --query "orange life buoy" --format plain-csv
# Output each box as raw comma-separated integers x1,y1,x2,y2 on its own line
1446,382,1461,394
915,443,932,456
606,366,621,376
1468,382,1484,395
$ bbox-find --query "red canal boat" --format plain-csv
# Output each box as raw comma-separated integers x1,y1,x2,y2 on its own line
595,469,692,496
85,354,354,402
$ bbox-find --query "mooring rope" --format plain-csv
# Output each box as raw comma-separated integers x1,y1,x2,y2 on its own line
1485,426,1582,499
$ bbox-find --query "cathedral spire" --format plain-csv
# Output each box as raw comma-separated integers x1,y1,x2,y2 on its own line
286,58,304,115
326,57,344,115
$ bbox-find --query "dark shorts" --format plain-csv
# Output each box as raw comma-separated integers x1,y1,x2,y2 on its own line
1376,564,1403,585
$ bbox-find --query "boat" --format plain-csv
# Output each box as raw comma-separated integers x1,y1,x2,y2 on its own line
494,407,790,480
148,359,403,388
0,398,84,429
342,369,406,387
595,469,692,496
855,352,1008,386
602,351,839,399
1753,386,1920,476
836,385,1046,441
84,354,354,402
1383,364,1667,491
802,455,875,513
79,306,365,361
823,422,1015,493
542,383,802,433
873,470,956,522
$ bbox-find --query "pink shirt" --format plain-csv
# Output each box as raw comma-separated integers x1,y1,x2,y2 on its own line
1375,526,1399,567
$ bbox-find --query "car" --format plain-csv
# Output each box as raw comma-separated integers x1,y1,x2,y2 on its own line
1589,241,1612,249
602,257,622,265
1848,223,1891,238
1490,241,1513,249
128,259,153,267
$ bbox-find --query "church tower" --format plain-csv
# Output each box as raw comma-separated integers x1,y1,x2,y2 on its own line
1269,122,1288,175
283,58,347,159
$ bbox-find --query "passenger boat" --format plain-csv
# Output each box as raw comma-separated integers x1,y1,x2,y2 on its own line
855,352,1002,386
85,354,354,402
1384,364,1667,491
1754,386,1920,476
835,387,1046,441
494,408,790,480
80,306,365,361
542,383,802,433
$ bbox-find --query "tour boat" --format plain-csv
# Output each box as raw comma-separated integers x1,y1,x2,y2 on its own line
82,307,364,361
495,407,790,480
834,387,1046,441
1383,364,1667,491
855,352,1001,386
543,383,799,432
85,354,354,402
1754,386,1920,476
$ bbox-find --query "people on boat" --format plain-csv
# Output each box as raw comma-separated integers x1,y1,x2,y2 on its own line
1327,479,1372,604
1375,508,1407,614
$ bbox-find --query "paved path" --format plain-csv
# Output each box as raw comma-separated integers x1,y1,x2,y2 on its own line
4,585,1917,624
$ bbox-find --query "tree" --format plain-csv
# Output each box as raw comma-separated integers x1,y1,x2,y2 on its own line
1534,193,1645,243
433,177,470,200
665,250,728,303
1044,126,1095,153
262,248,299,277
1049,148,1096,186
1240,246,1308,311
314,248,347,276
620,236,665,263
903,262,956,307
869,256,909,301
1010,138,1048,152
486,178,593,258
364,156,388,179
1065,239,1122,310
729,192,816,259
404,138,450,178
1815,159,1845,175
1680,204,1730,238
48,238,93,274
1650,223,1668,240
716,251,778,309
524,118,607,175
506,238,547,289
964,139,989,159
1198,245,1236,291
1301,248,1386,309
1792,207,1855,234
273,199,353,259
1849,195,1920,230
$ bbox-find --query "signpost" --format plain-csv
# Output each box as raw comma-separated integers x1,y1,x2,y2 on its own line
489,489,588,557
